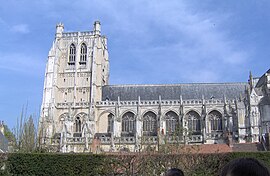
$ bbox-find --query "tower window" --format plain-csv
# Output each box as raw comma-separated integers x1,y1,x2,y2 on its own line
79,43,87,65
75,116,81,133
68,44,76,65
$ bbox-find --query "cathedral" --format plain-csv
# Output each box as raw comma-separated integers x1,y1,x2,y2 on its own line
38,21,270,153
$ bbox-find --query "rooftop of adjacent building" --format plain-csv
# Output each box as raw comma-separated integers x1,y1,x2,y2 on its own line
0,121,4,134
0,121,8,153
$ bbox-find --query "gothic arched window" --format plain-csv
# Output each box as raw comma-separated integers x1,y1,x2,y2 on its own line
75,116,81,133
186,111,201,134
80,43,87,65
68,44,76,65
143,111,157,136
209,111,223,132
122,112,135,135
165,111,179,135
107,113,114,133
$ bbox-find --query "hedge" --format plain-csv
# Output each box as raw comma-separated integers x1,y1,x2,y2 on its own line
1,152,270,176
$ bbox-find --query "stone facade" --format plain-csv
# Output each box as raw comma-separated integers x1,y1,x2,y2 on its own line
38,21,270,153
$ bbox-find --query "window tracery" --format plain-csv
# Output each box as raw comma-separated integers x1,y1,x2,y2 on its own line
165,111,179,135
209,111,222,132
80,43,87,65
143,112,157,136
122,112,135,135
186,111,201,134
68,44,76,65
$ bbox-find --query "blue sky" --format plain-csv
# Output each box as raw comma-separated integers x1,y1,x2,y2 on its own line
0,0,269,128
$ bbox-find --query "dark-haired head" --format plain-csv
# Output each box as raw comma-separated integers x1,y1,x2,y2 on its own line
165,168,184,176
220,158,270,176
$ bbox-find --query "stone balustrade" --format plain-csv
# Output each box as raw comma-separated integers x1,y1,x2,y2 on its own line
62,31,94,37
188,135,203,143
49,133,224,146
99,136,111,144
96,99,234,107
141,136,158,144
80,31,95,36
166,136,184,143
57,102,90,108
113,136,136,144
66,137,85,144
206,132,223,139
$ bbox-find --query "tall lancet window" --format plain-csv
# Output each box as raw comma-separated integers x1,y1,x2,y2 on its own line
68,44,76,65
80,43,87,65
75,116,81,133
186,111,201,134
108,113,114,133
122,112,136,136
209,111,223,132
165,111,179,135
143,111,157,136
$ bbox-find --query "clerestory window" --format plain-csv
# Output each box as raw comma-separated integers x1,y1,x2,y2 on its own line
79,43,87,65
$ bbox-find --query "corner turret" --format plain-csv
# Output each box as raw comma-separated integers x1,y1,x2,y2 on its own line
55,23,64,39
93,21,101,36
249,71,254,90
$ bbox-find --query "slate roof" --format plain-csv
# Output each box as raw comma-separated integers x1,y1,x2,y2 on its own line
102,83,248,101
256,69,270,88
260,96,270,105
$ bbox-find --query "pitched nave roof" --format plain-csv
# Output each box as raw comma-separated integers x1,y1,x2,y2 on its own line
102,83,247,101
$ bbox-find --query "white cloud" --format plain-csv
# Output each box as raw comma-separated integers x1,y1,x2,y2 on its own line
0,53,44,76
96,0,250,83
10,24,30,34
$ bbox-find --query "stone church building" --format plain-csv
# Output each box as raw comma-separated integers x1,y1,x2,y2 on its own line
38,21,270,153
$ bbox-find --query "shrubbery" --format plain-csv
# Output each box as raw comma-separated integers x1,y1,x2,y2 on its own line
1,152,270,175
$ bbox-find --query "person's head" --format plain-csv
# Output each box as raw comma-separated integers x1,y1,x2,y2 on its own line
165,168,184,176
220,158,270,176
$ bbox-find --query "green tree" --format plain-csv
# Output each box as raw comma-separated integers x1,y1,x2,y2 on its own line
3,124,16,143
14,105,38,152
20,115,36,152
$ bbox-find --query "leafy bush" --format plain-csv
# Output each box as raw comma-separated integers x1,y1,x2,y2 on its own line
6,153,108,176
3,152,270,176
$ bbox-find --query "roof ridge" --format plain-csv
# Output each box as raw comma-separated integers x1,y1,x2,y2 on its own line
104,82,247,87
